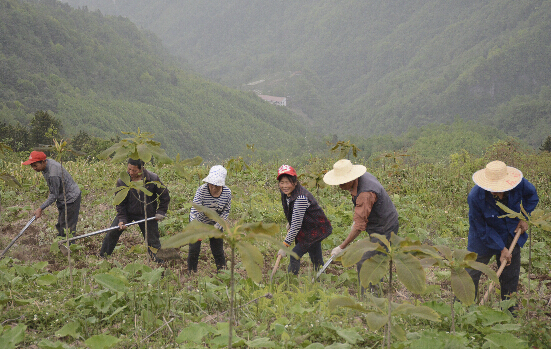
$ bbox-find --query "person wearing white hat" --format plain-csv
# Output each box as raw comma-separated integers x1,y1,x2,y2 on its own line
187,165,231,272
467,160,539,311
323,159,399,284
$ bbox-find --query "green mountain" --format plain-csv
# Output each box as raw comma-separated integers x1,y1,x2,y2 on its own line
0,0,310,159
61,0,551,148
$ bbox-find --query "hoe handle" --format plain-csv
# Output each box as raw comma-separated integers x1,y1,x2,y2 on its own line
480,227,522,305
270,254,282,283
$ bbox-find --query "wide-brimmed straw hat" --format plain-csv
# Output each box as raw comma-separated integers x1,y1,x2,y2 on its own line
203,165,227,186
472,160,523,192
323,159,367,185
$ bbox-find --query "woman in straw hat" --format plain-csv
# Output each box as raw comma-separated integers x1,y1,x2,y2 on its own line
323,159,399,284
467,160,538,312
276,165,332,275
187,165,231,272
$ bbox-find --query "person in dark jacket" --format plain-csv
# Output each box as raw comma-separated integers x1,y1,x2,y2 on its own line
323,159,399,278
276,165,332,275
467,160,539,311
23,151,81,238
99,158,170,262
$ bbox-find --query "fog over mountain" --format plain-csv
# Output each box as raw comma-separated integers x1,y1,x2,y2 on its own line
60,0,551,148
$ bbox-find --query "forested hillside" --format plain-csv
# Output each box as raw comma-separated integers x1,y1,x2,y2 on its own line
0,0,311,159
62,0,551,147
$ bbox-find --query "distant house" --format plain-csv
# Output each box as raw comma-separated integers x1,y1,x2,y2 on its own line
258,95,287,107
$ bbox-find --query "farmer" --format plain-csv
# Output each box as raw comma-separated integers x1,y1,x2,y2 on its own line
99,158,170,263
23,151,81,238
466,160,538,311
276,165,332,275
323,159,399,282
187,165,231,272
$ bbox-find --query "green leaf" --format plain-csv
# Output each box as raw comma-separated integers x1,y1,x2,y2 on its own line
0,323,26,349
336,329,363,344
390,323,407,341
94,273,129,293
329,296,369,313
97,143,121,160
452,249,477,262
176,323,213,344
450,268,475,305
393,304,440,321
113,187,129,206
138,268,164,285
84,334,121,349
147,144,172,165
434,245,453,260
37,339,71,349
394,253,426,294
340,238,381,267
236,241,263,283
239,222,279,236
484,333,528,349
358,254,389,288
465,261,499,284
161,221,223,249
36,274,57,286
365,312,387,331
55,321,82,339
247,337,276,348
136,143,152,163
192,204,227,228
370,233,390,249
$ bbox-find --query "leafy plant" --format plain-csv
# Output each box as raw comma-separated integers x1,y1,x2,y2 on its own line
161,203,295,348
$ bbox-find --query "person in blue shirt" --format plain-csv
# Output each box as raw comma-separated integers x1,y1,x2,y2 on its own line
467,160,539,311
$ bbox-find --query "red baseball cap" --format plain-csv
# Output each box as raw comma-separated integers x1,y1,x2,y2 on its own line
277,165,297,180
22,151,47,165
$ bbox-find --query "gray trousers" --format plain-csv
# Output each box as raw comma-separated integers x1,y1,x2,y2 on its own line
55,194,81,237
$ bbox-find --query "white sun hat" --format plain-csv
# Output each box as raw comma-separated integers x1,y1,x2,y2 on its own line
472,160,523,192
323,159,367,185
203,165,227,186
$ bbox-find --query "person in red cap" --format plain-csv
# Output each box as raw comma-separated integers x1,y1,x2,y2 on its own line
23,151,81,238
276,165,332,275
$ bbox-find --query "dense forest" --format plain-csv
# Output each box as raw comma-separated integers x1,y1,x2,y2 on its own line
62,0,551,148
0,0,313,159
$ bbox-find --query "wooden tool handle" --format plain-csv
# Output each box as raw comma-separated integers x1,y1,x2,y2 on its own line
270,254,282,283
480,227,522,304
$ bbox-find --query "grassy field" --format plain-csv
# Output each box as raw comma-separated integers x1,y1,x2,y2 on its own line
1,144,550,348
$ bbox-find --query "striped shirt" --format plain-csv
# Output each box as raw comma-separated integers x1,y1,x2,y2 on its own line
284,195,311,245
189,184,232,230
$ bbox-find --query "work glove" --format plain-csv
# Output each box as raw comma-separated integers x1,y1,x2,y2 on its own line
278,249,286,257
331,246,343,257
155,213,165,221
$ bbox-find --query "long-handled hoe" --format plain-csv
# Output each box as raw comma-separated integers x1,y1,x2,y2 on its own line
58,217,156,256
0,216,36,259
480,227,522,305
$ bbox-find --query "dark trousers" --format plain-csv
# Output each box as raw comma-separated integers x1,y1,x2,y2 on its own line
99,215,161,257
288,241,324,275
357,223,399,293
187,238,226,271
56,194,81,237
466,236,521,306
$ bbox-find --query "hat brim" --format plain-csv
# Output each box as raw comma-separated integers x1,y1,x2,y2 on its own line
323,165,366,185
22,158,42,165
472,166,523,192
203,176,225,186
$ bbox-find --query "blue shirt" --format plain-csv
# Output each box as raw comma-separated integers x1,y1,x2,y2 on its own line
467,178,539,256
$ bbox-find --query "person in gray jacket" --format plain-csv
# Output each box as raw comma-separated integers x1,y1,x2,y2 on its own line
23,151,81,238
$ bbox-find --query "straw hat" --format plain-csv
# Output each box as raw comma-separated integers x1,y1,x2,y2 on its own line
203,165,227,186
472,160,523,192
323,159,367,185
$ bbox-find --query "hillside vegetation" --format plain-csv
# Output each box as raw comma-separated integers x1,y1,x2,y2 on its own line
63,0,551,147
1,139,550,348
0,0,310,159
